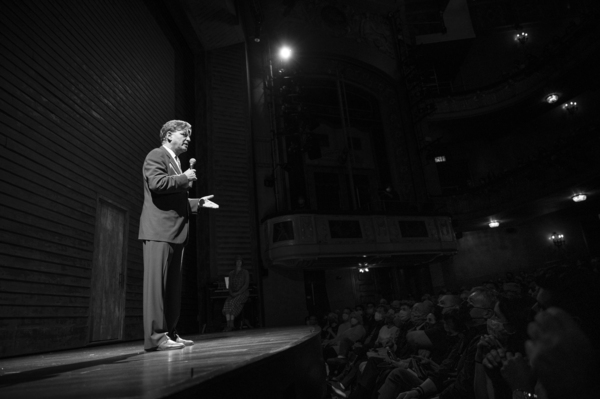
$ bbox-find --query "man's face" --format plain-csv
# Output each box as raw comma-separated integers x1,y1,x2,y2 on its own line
167,129,191,155
467,291,494,320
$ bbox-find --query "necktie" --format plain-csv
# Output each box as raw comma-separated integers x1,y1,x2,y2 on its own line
175,156,182,173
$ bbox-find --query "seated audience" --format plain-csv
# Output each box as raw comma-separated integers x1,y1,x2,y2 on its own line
306,314,321,334
364,302,377,336
323,312,366,361
357,307,385,352
474,296,534,399
377,308,469,399
338,308,352,336
325,261,600,399
322,312,340,341
407,295,462,364
378,286,497,399
374,313,399,349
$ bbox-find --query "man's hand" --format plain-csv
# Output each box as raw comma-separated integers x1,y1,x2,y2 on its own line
184,168,197,181
476,334,502,362
199,195,218,208
482,347,506,369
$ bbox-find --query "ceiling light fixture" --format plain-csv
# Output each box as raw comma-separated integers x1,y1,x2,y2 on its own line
572,193,587,202
562,101,578,114
515,32,529,44
489,220,500,228
549,232,565,247
545,93,559,104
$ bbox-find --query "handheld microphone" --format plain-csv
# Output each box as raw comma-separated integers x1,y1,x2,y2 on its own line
189,158,196,188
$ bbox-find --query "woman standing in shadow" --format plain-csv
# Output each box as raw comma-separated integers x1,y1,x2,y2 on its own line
222,255,250,331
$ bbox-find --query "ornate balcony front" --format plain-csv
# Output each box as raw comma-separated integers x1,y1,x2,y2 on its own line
263,213,457,269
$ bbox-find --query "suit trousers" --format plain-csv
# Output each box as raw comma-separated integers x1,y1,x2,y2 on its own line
143,240,185,350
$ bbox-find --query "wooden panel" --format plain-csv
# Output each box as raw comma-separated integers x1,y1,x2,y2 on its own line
0,0,184,358
89,197,128,342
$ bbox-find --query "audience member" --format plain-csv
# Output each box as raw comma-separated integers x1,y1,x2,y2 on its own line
374,313,399,348
364,302,378,336
323,312,366,361
390,300,401,313
322,312,340,341
407,295,462,364
378,286,497,399
377,308,470,399
306,314,321,334
338,308,352,337
324,261,600,399
474,296,534,399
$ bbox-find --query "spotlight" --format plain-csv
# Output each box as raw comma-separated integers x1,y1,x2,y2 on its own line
279,46,292,60
545,94,559,104
489,220,500,228
571,194,587,202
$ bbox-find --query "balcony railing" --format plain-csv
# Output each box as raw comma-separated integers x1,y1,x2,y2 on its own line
262,213,456,269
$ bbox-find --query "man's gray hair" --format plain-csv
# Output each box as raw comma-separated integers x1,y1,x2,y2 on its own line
469,286,498,308
160,120,191,143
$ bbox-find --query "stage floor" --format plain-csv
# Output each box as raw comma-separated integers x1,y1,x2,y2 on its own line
0,327,326,399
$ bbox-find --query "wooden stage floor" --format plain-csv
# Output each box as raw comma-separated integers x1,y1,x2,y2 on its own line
0,327,327,399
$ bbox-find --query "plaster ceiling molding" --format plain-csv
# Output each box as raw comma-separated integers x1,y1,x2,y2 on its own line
180,0,245,50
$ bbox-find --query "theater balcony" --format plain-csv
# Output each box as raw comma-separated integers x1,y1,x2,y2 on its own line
262,213,457,269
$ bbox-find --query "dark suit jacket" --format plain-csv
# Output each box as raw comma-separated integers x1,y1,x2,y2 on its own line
138,146,200,244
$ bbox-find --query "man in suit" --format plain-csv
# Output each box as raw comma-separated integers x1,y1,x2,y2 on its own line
139,120,217,351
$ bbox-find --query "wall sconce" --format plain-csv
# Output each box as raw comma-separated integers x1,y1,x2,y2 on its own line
489,220,500,228
571,193,587,202
515,32,529,44
549,232,565,247
562,101,578,114
545,93,559,104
